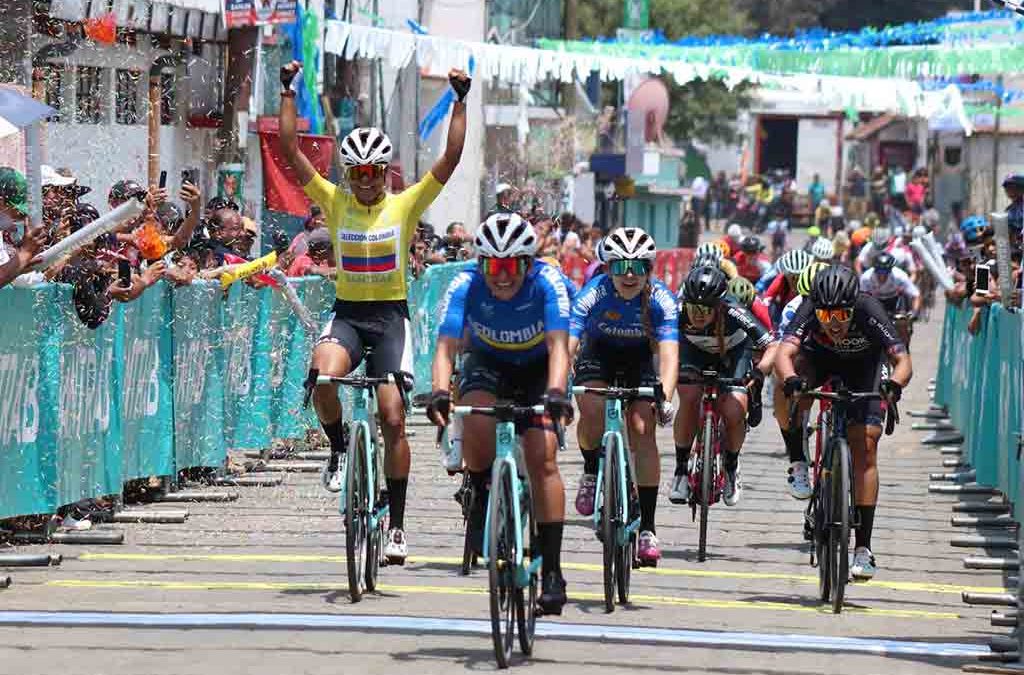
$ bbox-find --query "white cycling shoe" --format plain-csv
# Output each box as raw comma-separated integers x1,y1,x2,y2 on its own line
851,547,876,580
787,461,813,500
321,452,346,494
669,473,690,504
723,469,741,507
385,528,408,564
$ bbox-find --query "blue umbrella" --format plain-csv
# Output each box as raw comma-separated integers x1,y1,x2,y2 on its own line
0,87,56,138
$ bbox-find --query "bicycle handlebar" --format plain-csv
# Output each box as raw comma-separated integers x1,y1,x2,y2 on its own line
679,370,749,388
452,404,566,452
301,368,411,411
787,387,900,436
571,385,656,399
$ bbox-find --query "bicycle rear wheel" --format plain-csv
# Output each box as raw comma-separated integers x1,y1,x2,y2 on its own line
816,477,831,602
489,464,516,668
460,472,475,576
601,442,618,613
831,438,851,614
364,435,383,592
515,492,537,656
345,425,368,603
698,414,714,563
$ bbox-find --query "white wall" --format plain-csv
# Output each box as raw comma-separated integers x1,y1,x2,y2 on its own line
796,117,841,194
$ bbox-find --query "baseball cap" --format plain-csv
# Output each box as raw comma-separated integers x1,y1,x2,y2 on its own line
108,179,146,203
496,182,513,195
1003,173,1024,188
205,196,240,213
41,164,75,187
0,167,28,216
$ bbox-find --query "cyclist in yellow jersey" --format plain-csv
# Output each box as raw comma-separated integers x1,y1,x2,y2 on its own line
279,60,470,563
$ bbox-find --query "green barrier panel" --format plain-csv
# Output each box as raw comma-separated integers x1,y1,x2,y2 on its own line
223,283,273,449
408,262,472,395
0,286,60,518
117,282,175,480
267,277,331,438
55,284,122,505
172,281,226,470
935,301,1023,520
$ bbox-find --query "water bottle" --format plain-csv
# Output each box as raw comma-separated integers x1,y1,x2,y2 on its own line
440,415,463,473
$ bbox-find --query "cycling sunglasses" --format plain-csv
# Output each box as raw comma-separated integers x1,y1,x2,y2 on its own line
346,164,387,182
815,307,854,324
479,256,530,277
685,302,715,318
609,259,651,277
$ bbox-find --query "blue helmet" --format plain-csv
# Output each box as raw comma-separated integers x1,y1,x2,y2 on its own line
960,215,989,244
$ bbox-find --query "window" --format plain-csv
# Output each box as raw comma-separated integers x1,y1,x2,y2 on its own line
160,71,176,126
41,65,65,122
115,69,141,125
75,66,104,124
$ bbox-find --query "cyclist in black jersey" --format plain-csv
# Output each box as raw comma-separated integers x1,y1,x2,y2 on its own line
775,264,912,581
671,265,777,508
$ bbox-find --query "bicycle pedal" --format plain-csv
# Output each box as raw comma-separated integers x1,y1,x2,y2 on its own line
385,555,406,567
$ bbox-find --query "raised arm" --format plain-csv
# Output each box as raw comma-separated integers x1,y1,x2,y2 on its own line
430,69,471,185
278,61,318,187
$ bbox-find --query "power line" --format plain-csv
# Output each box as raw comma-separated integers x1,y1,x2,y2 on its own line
990,0,1024,17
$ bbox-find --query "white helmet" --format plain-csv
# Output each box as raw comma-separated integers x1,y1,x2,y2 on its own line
778,248,812,275
603,227,656,261
810,237,834,262
727,223,743,240
595,237,607,263
871,226,892,248
339,127,393,167
695,241,723,263
475,213,537,257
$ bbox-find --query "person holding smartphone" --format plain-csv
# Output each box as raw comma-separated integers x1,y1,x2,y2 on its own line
278,58,471,564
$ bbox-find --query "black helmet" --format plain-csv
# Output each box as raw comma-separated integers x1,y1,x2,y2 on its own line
683,264,728,306
811,264,859,309
740,235,761,253
872,251,896,272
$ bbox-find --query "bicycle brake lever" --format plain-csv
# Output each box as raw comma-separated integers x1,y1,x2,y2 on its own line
553,418,566,453
302,368,319,410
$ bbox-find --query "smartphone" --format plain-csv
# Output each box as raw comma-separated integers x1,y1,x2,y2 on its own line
181,169,195,186
974,263,991,295
158,170,167,189
290,67,303,94
118,259,132,288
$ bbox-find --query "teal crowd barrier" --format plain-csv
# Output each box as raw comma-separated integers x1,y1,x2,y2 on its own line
0,261,470,521
934,302,1022,518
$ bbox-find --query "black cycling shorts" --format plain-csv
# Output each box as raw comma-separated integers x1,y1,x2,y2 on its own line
574,340,658,396
459,351,549,431
679,341,752,393
317,300,413,379
796,350,885,427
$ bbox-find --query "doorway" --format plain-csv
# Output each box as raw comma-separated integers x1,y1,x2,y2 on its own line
757,116,799,177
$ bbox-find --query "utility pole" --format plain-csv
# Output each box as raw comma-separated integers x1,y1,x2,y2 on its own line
991,74,1004,213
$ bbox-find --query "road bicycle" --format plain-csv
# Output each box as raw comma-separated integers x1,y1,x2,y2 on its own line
571,383,654,612
452,402,562,669
304,360,409,603
791,379,898,613
680,369,749,563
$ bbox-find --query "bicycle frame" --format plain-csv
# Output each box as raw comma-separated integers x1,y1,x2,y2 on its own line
455,405,545,589
347,385,389,532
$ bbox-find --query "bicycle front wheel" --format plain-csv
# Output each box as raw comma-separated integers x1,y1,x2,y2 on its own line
345,424,369,603
831,437,852,614
698,414,714,563
601,440,619,613
460,472,475,576
816,467,832,603
515,490,537,656
489,464,516,668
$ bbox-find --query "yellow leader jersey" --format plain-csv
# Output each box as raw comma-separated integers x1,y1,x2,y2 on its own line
303,171,444,301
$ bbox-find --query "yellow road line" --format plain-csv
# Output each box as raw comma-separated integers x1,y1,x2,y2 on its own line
45,579,960,620
78,552,1003,596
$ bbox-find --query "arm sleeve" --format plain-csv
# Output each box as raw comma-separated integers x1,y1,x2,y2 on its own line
302,173,338,222
437,272,473,339
858,295,906,355
569,278,601,340
727,303,774,350
539,266,571,333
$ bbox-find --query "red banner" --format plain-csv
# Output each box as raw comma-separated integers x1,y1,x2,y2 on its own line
259,131,335,217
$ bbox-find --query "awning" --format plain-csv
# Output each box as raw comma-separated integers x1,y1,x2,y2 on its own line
845,113,898,141
48,0,225,40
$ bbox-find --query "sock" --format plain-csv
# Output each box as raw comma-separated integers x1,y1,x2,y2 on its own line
675,445,691,476
581,447,600,476
386,478,408,531
638,486,658,534
855,505,876,550
784,428,805,464
723,451,739,475
537,521,564,576
322,419,346,468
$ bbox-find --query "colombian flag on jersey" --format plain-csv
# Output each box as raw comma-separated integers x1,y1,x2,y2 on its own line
337,226,400,274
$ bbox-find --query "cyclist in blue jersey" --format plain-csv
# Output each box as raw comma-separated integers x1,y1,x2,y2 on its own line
569,228,679,566
671,265,778,507
427,213,573,616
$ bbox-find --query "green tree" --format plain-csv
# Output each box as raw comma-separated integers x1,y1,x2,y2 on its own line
665,79,754,145
736,0,966,34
